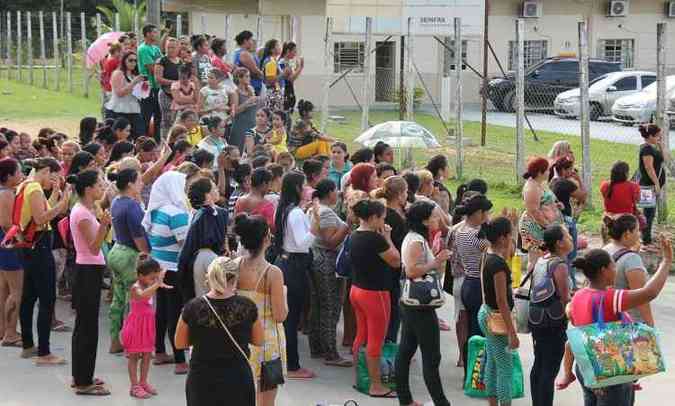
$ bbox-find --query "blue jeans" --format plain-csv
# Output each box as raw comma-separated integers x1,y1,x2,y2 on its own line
576,365,635,406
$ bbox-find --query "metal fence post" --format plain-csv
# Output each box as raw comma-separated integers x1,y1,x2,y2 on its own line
454,17,464,179
256,15,263,44
52,12,60,91
578,20,592,205
6,12,12,80
360,17,373,132
66,12,73,93
176,14,182,37
320,17,334,133
515,19,525,183
39,11,47,88
224,15,230,44
403,17,416,169
96,14,102,39
656,23,669,223
200,14,207,34
27,12,33,85
17,11,22,82
81,12,89,97
114,13,120,32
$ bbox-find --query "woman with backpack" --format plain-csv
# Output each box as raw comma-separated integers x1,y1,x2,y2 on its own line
17,158,71,365
529,225,573,406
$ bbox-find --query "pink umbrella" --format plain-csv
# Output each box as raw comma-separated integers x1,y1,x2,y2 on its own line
86,31,124,68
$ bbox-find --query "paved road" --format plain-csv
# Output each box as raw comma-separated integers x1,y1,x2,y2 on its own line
2,279,675,406
462,105,675,149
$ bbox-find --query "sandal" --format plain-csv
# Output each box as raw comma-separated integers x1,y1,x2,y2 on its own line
153,353,174,365
51,321,72,332
141,382,158,396
130,384,152,399
324,357,353,367
76,385,110,396
370,389,397,398
71,378,105,388
1,337,23,347
35,354,67,366
287,368,316,379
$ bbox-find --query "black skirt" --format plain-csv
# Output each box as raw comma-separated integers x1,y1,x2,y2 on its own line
186,359,255,406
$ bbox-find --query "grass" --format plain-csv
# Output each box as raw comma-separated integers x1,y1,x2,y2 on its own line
1,78,672,234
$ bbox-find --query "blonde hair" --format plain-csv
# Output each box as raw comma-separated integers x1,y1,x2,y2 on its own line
168,125,189,145
118,157,142,172
374,175,407,201
61,140,81,152
206,257,240,294
176,162,200,180
416,169,434,186
548,140,572,160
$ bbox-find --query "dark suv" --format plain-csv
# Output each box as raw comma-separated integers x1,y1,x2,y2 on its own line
485,57,622,112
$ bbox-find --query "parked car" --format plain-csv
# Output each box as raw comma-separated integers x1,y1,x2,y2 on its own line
611,75,675,124
484,57,621,112
554,71,656,121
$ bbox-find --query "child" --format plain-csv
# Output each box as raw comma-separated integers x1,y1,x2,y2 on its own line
267,110,289,155
199,69,232,122
120,255,172,399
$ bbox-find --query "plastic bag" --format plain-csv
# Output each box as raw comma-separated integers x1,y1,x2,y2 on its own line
463,336,524,399
355,343,397,394
568,314,665,388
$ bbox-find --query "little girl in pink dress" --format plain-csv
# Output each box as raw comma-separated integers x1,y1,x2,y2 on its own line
120,255,172,399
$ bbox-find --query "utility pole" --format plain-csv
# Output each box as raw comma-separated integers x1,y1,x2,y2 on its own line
480,0,489,146
147,0,161,26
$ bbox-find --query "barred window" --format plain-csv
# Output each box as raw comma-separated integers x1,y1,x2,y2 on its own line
598,39,634,69
508,40,548,70
334,42,365,73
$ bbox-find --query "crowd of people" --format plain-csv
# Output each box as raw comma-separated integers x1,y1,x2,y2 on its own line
0,22,672,406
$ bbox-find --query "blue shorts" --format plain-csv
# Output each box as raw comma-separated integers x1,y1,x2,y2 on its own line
0,229,22,271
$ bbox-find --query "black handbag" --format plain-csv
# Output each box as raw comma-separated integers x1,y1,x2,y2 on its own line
400,234,445,309
258,266,285,391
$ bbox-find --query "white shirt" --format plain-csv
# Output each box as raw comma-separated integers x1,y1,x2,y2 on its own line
282,207,315,253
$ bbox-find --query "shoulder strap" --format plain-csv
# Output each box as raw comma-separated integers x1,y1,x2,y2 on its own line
201,296,250,365
479,252,487,304
612,248,634,264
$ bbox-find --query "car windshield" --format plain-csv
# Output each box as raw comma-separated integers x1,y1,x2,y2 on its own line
642,77,675,96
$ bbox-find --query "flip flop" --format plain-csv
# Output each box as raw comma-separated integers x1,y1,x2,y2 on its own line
324,357,353,367
71,378,105,388
1,338,23,347
370,390,397,398
75,385,110,396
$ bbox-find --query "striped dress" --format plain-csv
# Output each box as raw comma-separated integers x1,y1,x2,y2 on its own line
147,204,190,271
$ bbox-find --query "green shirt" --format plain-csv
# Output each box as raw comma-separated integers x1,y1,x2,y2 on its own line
137,42,162,89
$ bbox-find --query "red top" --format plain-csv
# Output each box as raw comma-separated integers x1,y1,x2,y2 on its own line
101,57,120,92
570,287,627,327
600,180,640,215
211,56,232,75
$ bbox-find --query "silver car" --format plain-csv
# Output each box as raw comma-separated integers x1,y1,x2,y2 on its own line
612,75,675,124
554,71,655,121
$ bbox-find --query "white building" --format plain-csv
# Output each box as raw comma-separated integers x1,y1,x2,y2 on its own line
162,0,675,107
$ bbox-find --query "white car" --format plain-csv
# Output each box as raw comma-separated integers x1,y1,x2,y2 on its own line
612,75,675,124
554,71,655,121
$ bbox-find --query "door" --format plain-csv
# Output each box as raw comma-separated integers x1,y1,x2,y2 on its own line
375,41,396,102
604,75,638,112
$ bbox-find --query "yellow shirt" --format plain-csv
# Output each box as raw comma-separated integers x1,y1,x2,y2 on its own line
20,181,51,231
264,57,279,89
269,129,288,153
187,126,204,146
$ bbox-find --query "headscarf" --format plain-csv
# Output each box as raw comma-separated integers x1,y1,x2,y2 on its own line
177,205,228,301
142,171,189,231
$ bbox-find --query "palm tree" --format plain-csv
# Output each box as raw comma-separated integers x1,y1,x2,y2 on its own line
96,0,147,33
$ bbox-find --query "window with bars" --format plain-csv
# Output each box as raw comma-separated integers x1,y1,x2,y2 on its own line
598,39,634,69
442,38,467,71
334,41,365,73
508,40,548,70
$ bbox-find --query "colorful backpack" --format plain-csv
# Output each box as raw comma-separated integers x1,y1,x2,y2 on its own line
1,183,39,249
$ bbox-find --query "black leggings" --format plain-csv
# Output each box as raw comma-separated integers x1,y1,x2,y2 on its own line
279,253,312,371
461,276,484,373
72,264,104,386
642,206,656,244
155,271,185,363
19,234,56,357
530,326,567,406
395,306,450,406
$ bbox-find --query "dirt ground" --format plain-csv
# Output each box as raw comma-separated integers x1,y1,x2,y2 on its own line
0,117,81,138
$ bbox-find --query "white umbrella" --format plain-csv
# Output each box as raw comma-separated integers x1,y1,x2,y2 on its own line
354,121,441,149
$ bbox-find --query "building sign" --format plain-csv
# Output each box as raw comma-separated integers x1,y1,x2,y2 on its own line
403,0,483,36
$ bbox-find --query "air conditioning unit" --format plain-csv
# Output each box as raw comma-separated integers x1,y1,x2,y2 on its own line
522,1,541,18
666,1,675,18
608,0,629,17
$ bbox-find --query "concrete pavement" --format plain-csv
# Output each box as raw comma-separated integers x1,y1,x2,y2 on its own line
2,280,675,406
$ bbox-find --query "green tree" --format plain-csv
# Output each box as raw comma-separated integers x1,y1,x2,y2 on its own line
96,0,146,32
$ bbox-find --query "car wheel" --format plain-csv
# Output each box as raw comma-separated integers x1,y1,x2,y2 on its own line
590,103,603,121
503,91,516,113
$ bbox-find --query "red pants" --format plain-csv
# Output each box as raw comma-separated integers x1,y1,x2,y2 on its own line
350,285,390,358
